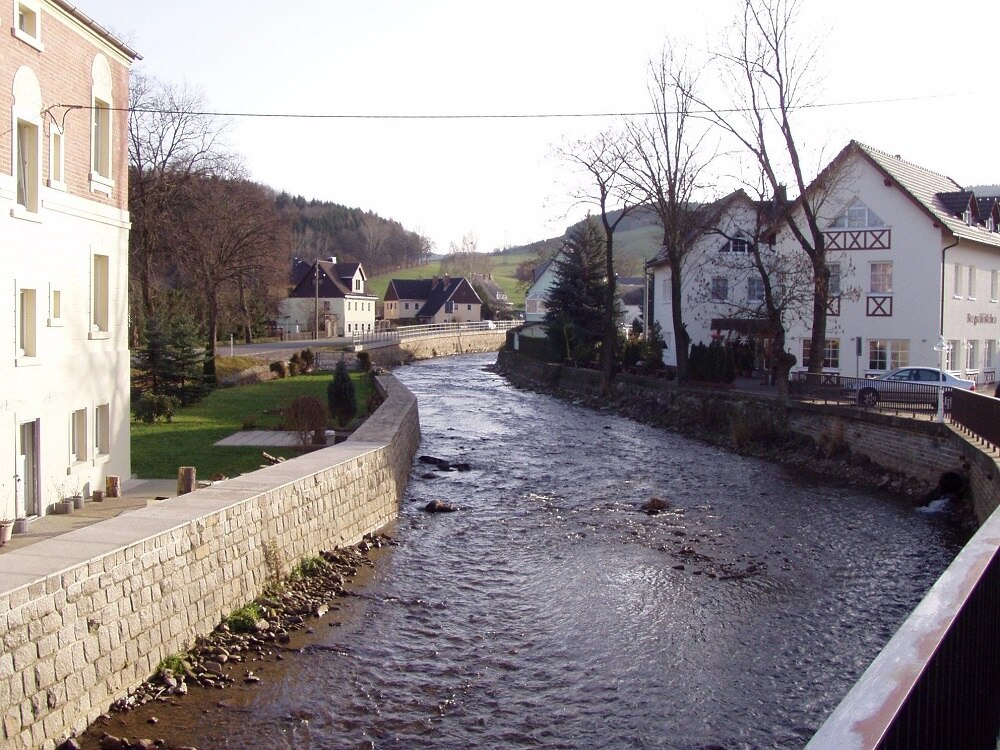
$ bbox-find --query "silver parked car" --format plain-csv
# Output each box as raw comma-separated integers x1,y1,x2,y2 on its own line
850,367,976,407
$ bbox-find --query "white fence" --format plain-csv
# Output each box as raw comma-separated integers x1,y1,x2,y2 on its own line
351,320,518,347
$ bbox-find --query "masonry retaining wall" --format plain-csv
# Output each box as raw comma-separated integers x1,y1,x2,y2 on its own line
496,350,1000,523
0,374,420,750
366,331,506,367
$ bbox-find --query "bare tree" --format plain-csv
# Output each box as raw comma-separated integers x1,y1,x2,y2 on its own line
128,73,233,327
692,0,832,378
559,130,641,395
361,212,391,271
169,177,291,364
626,45,716,382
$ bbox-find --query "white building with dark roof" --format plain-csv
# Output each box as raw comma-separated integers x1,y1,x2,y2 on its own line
279,257,377,336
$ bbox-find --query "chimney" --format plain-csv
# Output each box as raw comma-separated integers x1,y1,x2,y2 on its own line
328,256,337,264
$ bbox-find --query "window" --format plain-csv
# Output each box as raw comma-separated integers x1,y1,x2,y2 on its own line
968,341,980,371
95,403,110,456
404,302,410,310
868,340,909,371
710,276,729,302
870,262,893,294
90,55,114,192
803,339,840,369
720,238,750,253
48,285,62,327
354,278,362,291
92,254,110,335
15,119,40,213
14,1,42,49
968,266,977,299
71,408,87,463
467,304,472,311
18,288,37,358
48,124,64,188
993,271,1000,302
827,263,841,296
946,340,962,371
986,340,996,370
829,199,885,229
91,99,111,181
747,276,765,303
954,263,964,297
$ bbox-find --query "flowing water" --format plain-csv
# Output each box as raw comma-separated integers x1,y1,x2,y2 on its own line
90,353,964,749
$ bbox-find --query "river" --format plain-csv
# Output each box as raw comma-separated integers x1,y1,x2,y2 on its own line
86,353,964,749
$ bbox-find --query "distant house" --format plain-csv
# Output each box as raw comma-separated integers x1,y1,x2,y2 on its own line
469,273,513,317
524,253,561,323
279,257,377,336
383,276,483,323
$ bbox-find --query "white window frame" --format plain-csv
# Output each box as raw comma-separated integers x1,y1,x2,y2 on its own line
70,408,88,464
95,403,110,457
827,263,841,296
992,270,999,303
868,339,910,372
747,275,765,304
90,55,114,194
710,276,729,302
870,262,893,294
14,117,40,215
829,199,885,229
967,340,980,372
48,122,65,190
91,252,110,338
946,340,962,371
968,265,977,300
48,283,62,327
13,0,43,50
16,286,38,362
954,263,964,298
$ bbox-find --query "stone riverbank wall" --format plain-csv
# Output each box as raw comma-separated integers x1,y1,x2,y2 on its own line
0,374,420,750
496,350,1000,524
366,330,506,367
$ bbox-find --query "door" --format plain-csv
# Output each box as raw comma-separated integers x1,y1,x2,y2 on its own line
16,420,39,517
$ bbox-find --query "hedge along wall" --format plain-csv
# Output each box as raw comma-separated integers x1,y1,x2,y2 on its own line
495,350,1000,523
0,374,420,750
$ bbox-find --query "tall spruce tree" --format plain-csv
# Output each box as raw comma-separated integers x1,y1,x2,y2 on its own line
133,314,207,406
327,360,357,428
544,219,612,364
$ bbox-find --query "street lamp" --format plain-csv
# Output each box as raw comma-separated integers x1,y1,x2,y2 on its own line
933,336,952,423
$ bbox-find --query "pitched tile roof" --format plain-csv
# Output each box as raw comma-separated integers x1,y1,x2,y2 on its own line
852,142,1000,248
385,277,483,318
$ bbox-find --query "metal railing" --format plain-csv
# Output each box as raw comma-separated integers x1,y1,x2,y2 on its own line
951,388,1000,452
788,372,958,416
806,508,1000,750
351,320,517,346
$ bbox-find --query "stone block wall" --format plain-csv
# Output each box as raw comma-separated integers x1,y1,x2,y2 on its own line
366,331,506,367
0,374,420,750
496,350,1000,523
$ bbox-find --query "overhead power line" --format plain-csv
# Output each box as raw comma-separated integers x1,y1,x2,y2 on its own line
54,92,957,121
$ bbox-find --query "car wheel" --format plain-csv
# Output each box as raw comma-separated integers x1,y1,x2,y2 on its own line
858,389,878,407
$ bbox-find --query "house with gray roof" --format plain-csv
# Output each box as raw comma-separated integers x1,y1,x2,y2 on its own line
278,256,377,336
383,275,483,324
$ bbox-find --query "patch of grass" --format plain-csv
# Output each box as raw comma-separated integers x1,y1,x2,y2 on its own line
156,652,188,676
226,603,264,633
132,372,377,479
290,555,327,580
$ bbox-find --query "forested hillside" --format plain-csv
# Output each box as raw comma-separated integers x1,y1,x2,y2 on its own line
275,193,433,274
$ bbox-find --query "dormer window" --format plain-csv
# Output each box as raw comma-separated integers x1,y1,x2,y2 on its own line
987,217,995,233
829,199,885,229
963,209,973,226
720,237,750,253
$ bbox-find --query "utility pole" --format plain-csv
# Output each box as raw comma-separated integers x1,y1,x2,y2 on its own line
314,263,320,338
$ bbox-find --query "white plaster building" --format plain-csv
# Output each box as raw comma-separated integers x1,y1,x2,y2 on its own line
2,2,138,522
524,253,560,323
279,258,377,337
648,142,1000,383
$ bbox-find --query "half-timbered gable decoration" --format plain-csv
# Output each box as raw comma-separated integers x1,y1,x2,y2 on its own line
825,198,891,250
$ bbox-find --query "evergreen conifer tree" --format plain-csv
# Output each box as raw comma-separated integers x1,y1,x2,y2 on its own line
327,359,357,427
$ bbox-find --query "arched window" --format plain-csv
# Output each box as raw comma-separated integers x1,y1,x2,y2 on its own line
829,199,885,229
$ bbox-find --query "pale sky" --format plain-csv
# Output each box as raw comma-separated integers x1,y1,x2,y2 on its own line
79,0,1000,255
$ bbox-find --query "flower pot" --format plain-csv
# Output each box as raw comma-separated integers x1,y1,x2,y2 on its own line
92,490,105,503
0,521,12,546
53,500,74,514
13,518,29,534
71,495,85,510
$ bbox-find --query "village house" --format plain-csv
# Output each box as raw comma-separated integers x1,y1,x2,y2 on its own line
2,1,138,523
279,257,377,337
648,142,1000,383
383,275,483,324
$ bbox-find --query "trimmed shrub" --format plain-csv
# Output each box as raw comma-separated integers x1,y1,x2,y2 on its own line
327,360,357,427
269,360,287,378
284,395,328,449
133,393,181,423
300,348,315,372
357,351,371,372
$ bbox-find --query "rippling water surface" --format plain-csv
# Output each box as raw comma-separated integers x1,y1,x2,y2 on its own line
126,354,966,749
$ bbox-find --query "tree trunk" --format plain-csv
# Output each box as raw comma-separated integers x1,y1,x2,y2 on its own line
669,251,691,381
237,279,253,344
807,258,830,378
600,229,617,397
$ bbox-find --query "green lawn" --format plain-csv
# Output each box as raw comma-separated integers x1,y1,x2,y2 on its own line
131,373,376,479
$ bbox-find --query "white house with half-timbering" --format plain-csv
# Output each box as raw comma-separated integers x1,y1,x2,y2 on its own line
648,142,1000,383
